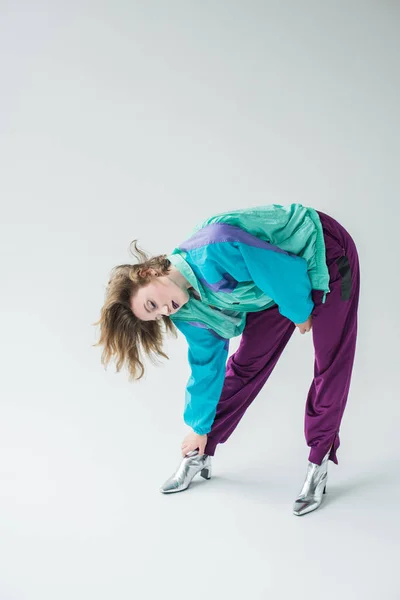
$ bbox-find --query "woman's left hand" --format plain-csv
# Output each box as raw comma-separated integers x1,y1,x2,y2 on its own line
181,432,208,457
294,315,313,334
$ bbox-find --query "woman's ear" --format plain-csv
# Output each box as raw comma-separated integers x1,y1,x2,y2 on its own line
138,267,159,278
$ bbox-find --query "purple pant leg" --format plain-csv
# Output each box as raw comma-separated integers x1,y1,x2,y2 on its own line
306,211,360,466
205,306,295,456
205,210,360,466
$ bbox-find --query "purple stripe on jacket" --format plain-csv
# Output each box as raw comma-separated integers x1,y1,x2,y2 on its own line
179,222,295,295
179,222,292,255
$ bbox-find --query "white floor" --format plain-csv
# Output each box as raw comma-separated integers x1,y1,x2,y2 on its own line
1,367,399,600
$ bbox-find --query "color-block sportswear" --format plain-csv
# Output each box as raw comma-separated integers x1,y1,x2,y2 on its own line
167,204,330,436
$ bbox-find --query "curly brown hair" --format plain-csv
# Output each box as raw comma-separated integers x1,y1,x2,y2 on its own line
92,240,178,382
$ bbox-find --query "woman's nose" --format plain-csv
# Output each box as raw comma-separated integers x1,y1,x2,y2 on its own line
160,304,170,315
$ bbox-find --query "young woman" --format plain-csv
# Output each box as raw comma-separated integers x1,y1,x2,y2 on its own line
93,203,360,516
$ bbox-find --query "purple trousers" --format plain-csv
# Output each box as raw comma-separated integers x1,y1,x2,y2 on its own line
204,211,360,466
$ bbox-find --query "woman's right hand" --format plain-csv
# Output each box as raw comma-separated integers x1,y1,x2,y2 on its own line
181,431,208,457
294,315,313,334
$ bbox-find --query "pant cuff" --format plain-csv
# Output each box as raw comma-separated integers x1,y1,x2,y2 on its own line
205,437,218,456
308,445,338,466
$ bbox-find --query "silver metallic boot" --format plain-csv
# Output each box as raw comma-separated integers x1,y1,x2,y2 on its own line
293,448,331,516
160,450,212,494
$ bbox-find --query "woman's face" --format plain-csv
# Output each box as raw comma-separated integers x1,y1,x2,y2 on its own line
130,269,191,321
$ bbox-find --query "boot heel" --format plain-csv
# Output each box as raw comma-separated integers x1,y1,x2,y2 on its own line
200,466,212,480
323,485,326,494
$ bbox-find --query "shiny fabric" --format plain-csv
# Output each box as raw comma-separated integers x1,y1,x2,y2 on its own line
293,448,331,516
159,451,212,494
204,210,360,467
168,204,332,435
168,203,331,343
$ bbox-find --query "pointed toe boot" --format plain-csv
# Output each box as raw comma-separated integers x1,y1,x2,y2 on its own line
160,450,212,494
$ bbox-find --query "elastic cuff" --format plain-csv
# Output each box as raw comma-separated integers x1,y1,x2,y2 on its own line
193,429,210,436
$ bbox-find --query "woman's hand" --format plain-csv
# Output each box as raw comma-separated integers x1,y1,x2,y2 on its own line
181,431,208,457
294,315,313,334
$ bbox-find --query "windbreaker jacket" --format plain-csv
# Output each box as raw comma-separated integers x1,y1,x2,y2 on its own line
167,203,330,436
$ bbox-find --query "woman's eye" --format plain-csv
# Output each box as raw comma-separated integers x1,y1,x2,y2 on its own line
150,301,156,309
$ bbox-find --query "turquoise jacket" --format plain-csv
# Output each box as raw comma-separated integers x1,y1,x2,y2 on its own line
167,204,330,436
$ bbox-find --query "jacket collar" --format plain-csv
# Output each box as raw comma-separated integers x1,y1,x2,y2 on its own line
166,251,203,299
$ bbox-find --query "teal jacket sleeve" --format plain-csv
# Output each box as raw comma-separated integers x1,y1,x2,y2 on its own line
237,242,314,323
190,238,313,323
173,320,229,435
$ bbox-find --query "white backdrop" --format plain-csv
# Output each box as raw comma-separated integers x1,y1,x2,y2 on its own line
1,1,399,599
